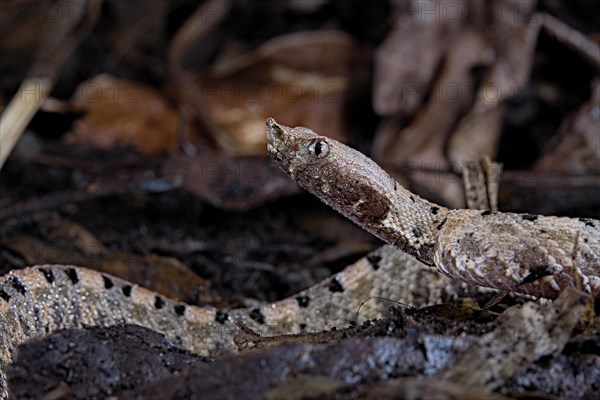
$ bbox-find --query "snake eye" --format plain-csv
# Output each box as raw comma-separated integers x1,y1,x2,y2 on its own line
308,140,329,158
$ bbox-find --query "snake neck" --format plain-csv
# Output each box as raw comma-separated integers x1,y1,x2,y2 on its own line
369,177,449,264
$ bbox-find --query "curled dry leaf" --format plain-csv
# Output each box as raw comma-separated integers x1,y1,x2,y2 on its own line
177,30,365,154
381,29,493,169
375,28,494,208
372,1,461,117
66,74,197,155
373,2,599,210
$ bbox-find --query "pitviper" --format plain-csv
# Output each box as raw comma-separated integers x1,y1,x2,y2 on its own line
266,118,600,300
0,118,597,398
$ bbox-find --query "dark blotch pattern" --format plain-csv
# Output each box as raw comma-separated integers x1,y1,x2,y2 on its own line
296,295,310,308
579,218,595,227
174,304,186,316
334,182,391,226
40,268,55,283
520,266,555,285
521,214,538,222
249,308,265,324
0,289,10,302
215,311,228,324
437,217,448,231
430,207,439,215
9,277,27,295
102,276,114,289
329,278,344,293
367,253,382,270
65,268,79,285
122,285,132,297
154,296,165,309
480,210,492,216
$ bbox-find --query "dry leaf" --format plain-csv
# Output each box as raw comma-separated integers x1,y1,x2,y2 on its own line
66,74,196,155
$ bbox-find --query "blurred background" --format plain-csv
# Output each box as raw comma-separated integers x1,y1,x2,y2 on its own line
0,0,598,304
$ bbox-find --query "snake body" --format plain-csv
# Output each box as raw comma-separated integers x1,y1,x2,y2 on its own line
0,118,598,398
266,118,600,299
1,245,479,399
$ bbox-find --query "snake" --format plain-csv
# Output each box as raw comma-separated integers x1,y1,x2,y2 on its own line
0,118,598,398
266,118,600,300
1,245,480,398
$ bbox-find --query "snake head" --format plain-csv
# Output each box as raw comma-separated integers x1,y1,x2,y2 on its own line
266,117,332,179
265,117,395,231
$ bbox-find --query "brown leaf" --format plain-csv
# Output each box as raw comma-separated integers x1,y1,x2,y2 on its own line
374,29,494,208
448,14,543,168
378,29,493,167
372,1,462,117
66,74,197,155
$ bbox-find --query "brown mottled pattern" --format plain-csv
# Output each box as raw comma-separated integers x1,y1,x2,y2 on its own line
266,119,600,299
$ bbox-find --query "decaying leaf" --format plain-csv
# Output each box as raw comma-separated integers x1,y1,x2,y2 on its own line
448,15,542,168
373,1,459,117
374,28,494,208
372,2,599,211
66,74,197,155
439,287,594,391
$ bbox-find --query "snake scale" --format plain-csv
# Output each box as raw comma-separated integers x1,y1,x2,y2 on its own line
0,118,598,398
